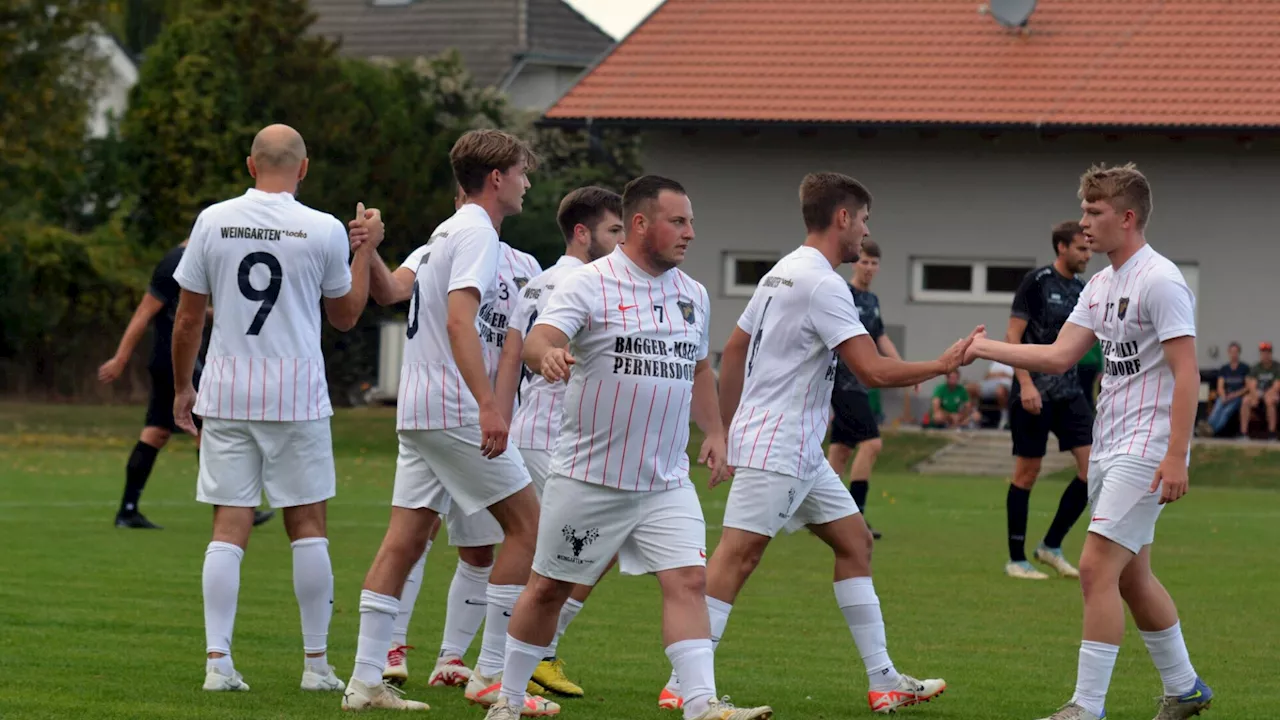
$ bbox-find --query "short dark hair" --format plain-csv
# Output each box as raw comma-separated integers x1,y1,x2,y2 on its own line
622,175,686,223
858,238,881,260
450,129,539,195
1051,220,1084,254
556,186,622,241
799,172,872,232
1229,341,1242,351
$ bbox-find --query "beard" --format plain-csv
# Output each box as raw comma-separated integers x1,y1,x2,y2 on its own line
586,232,610,262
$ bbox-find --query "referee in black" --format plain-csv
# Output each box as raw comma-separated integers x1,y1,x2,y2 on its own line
99,236,275,530
1002,221,1093,580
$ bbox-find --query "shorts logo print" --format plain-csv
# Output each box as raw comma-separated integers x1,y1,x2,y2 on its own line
559,525,600,564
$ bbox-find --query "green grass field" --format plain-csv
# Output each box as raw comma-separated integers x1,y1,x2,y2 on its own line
2,402,1276,719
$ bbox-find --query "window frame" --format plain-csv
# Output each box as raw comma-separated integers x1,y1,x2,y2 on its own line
722,251,781,298
909,257,1038,305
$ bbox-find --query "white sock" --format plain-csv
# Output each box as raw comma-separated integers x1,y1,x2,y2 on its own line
665,639,715,719
353,589,399,686
292,537,333,658
305,653,329,674
546,598,584,657
665,596,732,693
500,634,547,708
439,560,492,659
1141,622,1197,696
834,577,901,691
475,583,523,678
392,542,431,647
203,541,243,657
207,654,235,675
1070,640,1119,717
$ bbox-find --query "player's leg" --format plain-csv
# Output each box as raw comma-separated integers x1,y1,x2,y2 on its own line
117,368,177,528
1240,392,1258,435
1265,385,1280,436
1035,396,1094,578
436,509,501,688
194,418,261,691
1007,400,1051,579
384,514,440,686
834,391,883,538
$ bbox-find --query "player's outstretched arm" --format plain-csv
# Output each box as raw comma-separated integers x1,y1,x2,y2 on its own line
99,292,165,383
838,326,983,388
369,257,415,306
171,289,209,435
717,328,751,429
968,322,1095,375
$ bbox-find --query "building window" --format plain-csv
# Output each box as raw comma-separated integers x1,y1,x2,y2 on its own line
371,0,413,6
722,252,779,297
910,258,1035,304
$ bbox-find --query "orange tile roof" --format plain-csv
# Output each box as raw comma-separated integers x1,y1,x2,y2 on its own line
545,0,1280,129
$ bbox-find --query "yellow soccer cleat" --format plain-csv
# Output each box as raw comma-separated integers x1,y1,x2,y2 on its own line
531,658,584,697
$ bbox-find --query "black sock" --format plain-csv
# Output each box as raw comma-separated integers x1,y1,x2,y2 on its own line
1007,485,1031,562
1043,476,1089,549
849,479,869,514
120,441,160,514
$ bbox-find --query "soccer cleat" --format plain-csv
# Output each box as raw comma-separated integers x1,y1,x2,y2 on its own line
383,645,412,686
1036,702,1104,720
658,686,684,710
203,666,250,691
341,678,430,711
687,696,773,719
1153,676,1213,719
868,674,946,713
532,658,583,697
427,654,471,687
115,510,162,529
302,664,346,691
466,671,559,715
484,697,524,720
1006,560,1051,580
1035,544,1081,578
253,509,275,526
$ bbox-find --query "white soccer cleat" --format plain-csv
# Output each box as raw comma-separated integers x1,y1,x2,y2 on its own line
340,678,430,711
302,664,346,691
466,669,504,706
428,655,473,687
868,674,947,713
1036,702,1104,720
1034,545,1081,578
686,696,773,719
1006,560,1051,580
383,644,411,686
203,666,250,691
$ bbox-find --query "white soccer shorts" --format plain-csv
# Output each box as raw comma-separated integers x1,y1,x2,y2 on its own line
519,447,554,497
392,426,531,516
1087,455,1166,553
532,474,706,586
444,504,505,548
196,418,336,509
722,464,859,538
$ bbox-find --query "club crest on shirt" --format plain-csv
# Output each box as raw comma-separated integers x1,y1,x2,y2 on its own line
513,276,529,290
677,299,695,324
1117,297,1129,320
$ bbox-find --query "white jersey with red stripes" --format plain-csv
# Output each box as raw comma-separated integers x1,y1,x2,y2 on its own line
174,188,352,422
533,246,710,491
1066,243,1196,464
508,254,585,450
396,203,500,431
482,243,542,403
726,246,869,478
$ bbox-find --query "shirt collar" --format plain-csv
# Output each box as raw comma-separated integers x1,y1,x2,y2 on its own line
244,188,294,203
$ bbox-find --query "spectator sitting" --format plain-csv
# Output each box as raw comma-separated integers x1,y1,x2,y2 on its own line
1197,341,1249,437
1241,341,1280,439
928,370,975,429
967,361,1013,429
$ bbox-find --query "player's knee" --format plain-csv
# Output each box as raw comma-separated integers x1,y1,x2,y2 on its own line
862,437,883,458
283,502,326,541
140,427,171,447
1011,469,1039,490
662,566,707,602
458,544,494,568
527,573,574,608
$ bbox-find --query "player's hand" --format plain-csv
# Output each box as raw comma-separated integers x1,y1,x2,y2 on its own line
1151,455,1188,504
540,348,575,383
348,202,384,252
173,385,199,438
1020,384,1043,415
478,403,509,459
939,325,985,372
698,432,732,488
98,356,126,384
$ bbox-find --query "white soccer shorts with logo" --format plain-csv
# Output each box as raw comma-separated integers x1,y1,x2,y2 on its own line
196,417,336,508
1087,454,1166,553
722,463,860,538
533,474,706,586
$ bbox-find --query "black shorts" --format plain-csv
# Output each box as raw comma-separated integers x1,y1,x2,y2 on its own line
1010,392,1094,458
144,365,202,433
829,390,880,447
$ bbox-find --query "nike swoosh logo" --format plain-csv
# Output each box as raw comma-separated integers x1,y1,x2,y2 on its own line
464,599,487,606
618,304,636,312
502,611,512,617
1182,690,1203,701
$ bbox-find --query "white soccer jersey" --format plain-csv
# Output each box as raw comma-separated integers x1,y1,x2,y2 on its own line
482,243,542,403
533,246,710,491
1066,244,1197,464
396,203,500,431
727,246,868,478
509,255,585,450
174,188,352,422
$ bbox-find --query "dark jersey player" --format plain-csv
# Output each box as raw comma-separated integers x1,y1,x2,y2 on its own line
99,240,274,530
1002,221,1093,580
826,239,904,540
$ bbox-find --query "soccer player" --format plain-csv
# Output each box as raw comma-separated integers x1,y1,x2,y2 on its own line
1003,221,1096,580
99,235,274,530
341,129,557,715
488,175,773,720
825,239,904,540
967,163,1214,720
171,123,374,693
666,172,964,715
497,185,627,697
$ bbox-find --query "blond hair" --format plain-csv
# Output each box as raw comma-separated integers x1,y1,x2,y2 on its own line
450,129,539,194
1078,162,1152,229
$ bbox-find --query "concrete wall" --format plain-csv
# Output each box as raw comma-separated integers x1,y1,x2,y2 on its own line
640,126,1280,416
506,63,589,110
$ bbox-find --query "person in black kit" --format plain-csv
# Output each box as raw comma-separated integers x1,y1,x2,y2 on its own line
825,240,905,540
99,238,275,530
1002,221,1094,580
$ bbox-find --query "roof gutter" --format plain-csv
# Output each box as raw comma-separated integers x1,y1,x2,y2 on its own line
535,115,1280,135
